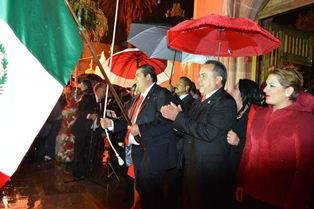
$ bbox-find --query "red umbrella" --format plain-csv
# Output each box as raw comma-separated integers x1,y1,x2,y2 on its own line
167,14,281,57
105,48,168,87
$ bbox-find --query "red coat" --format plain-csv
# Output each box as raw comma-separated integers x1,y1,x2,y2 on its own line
237,92,314,209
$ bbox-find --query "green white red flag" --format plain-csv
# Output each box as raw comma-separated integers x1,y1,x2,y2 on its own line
0,0,83,188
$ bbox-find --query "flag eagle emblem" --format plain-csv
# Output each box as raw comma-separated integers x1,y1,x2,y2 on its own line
0,43,8,94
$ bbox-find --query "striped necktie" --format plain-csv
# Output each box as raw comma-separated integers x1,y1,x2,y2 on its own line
125,95,144,145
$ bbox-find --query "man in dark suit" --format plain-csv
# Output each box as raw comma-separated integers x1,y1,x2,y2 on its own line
71,82,106,180
161,60,237,209
174,76,195,112
170,76,195,208
101,64,179,209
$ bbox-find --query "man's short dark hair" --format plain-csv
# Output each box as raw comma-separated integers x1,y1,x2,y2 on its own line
190,82,197,93
180,76,192,92
205,60,227,87
138,64,157,83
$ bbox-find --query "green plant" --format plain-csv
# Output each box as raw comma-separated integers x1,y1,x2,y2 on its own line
70,0,108,41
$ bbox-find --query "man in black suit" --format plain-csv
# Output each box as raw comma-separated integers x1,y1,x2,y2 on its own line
171,76,195,208
174,76,195,113
101,64,179,209
161,60,237,208
71,82,106,180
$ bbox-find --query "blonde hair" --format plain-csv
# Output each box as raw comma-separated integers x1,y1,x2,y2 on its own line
268,66,303,101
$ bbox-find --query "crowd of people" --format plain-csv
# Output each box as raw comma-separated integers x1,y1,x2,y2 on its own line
31,60,313,209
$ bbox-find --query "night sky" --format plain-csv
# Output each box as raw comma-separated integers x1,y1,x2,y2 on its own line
101,0,194,47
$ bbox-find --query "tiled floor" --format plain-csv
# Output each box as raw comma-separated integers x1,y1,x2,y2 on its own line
0,157,132,209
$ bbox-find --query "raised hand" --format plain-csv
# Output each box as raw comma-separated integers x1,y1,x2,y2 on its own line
160,102,182,121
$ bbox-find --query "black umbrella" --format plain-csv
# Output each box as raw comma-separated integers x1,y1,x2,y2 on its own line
78,73,104,83
127,23,215,83
128,24,213,63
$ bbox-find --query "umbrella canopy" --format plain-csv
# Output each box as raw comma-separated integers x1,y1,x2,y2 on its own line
128,17,186,40
167,14,281,57
128,23,214,64
128,23,160,41
104,48,169,87
78,73,104,83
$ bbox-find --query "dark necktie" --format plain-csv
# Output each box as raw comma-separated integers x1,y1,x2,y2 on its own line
95,99,102,127
97,99,102,115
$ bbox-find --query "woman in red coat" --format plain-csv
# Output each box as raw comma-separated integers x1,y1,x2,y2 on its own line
236,66,314,209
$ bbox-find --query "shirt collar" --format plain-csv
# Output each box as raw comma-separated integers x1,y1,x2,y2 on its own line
95,95,100,102
179,93,189,100
203,88,221,100
141,83,155,99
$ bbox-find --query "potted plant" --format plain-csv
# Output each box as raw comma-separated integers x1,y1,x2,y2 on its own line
69,0,108,42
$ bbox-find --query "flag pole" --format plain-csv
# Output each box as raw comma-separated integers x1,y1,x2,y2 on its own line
64,0,133,131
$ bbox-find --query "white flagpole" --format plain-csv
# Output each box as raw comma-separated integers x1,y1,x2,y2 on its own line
102,0,124,166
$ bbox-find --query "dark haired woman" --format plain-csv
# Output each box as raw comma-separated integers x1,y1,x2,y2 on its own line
226,79,265,206
227,79,265,175
78,79,93,98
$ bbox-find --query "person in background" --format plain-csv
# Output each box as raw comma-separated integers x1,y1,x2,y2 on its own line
305,86,314,95
174,76,195,112
226,79,265,205
236,66,314,209
33,91,67,162
166,76,195,208
80,79,93,93
161,60,237,209
55,85,78,163
190,81,201,99
71,82,106,180
76,79,93,101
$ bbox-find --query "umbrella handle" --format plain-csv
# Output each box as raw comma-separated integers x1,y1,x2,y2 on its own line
169,50,177,84
217,27,224,59
136,52,140,67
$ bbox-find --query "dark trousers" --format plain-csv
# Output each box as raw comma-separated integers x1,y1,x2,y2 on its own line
137,169,167,209
73,129,103,178
241,195,281,209
166,166,183,209
88,130,104,171
73,132,90,178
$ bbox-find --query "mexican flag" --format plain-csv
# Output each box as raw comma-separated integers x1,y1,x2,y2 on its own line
0,0,83,188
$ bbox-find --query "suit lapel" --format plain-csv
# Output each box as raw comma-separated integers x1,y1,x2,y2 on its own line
202,88,224,105
188,97,202,117
182,94,191,104
192,88,225,117
139,84,157,113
